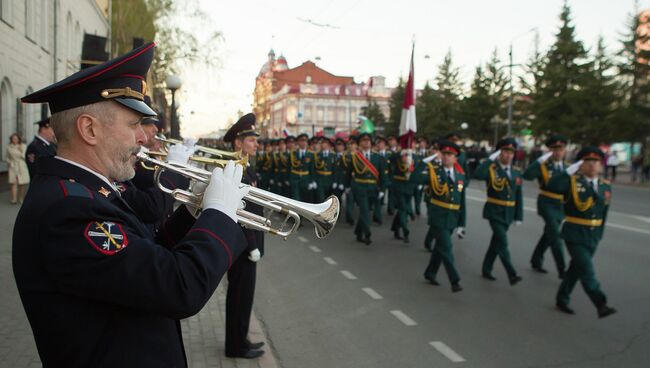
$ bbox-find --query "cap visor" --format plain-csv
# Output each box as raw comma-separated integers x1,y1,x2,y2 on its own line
114,98,157,116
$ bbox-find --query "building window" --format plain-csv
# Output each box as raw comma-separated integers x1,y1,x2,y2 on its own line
25,0,37,41
1,0,13,24
302,104,312,123
305,75,312,83
316,107,324,123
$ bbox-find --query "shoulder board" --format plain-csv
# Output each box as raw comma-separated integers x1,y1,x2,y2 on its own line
58,179,94,199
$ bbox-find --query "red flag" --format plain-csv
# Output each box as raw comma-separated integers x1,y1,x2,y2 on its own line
399,42,417,150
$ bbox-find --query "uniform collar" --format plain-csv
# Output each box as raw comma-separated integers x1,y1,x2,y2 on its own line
35,135,50,146
39,156,120,199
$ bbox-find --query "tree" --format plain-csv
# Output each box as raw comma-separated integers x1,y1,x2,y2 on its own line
111,0,156,56
432,50,463,134
387,78,405,136
616,6,650,145
460,66,494,142
416,82,439,137
531,2,592,141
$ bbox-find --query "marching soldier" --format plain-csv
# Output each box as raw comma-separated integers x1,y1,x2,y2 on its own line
422,140,442,251
445,132,468,180
314,137,337,202
343,135,358,225
223,113,266,359
547,147,617,318
523,135,568,277
390,150,415,243
275,138,290,196
259,140,274,191
412,137,428,216
332,138,347,200
386,135,399,216
344,133,388,245
283,136,296,197
473,138,524,285
373,136,390,225
289,133,316,202
269,139,281,194
416,140,466,292
13,42,249,367
25,117,57,178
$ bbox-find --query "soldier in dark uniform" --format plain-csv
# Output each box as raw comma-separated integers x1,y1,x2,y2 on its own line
390,150,415,243
523,135,569,277
223,113,266,359
343,135,358,225
344,133,388,245
373,136,390,225
547,147,617,318
412,137,428,216
473,138,524,285
332,137,347,200
25,117,57,178
289,133,316,202
386,135,399,215
445,132,468,179
415,141,467,292
13,43,250,367
314,137,337,203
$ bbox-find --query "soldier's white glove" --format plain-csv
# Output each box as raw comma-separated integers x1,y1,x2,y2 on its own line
166,143,195,165
202,161,249,223
456,227,466,239
338,184,345,191
417,185,423,191
537,151,553,164
515,221,522,226
285,181,290,186
311,181,317,189
423,152,439,164
378,191,385,200
269,179,275,185
489,149,501,161
332,182,338,189
566,160,584,175
248,248,261,262
345,188,351,195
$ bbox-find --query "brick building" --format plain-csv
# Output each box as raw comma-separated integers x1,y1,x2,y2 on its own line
253,49,392,138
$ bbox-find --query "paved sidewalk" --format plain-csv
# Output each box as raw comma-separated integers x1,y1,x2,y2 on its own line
0,191,278,368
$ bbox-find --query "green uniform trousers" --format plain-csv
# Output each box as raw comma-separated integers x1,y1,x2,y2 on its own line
482,221,517,278
424,227,460,284
390,189,412,237
353,187,377,237
556,241,607,308
530,211,566,274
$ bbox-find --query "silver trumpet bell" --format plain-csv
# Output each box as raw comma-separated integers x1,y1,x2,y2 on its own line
136,151,340,239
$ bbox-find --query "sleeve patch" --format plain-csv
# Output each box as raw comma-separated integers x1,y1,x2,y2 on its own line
84,221,129,255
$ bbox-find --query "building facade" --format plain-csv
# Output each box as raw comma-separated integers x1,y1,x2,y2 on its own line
253,50,392,138
0,0,110,170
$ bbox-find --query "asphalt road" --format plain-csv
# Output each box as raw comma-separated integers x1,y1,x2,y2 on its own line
254,181,650,368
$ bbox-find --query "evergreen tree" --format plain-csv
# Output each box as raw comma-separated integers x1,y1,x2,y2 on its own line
417,82,439,137
432,50,464,134
532,2,591,140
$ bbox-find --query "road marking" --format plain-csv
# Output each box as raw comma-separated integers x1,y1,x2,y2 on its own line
340,270,357,280
323,257,337,265
430,341,466,363
466,194,650,236
634,215,650,224
362,288,383,300
298,236,308,243
309,245,322,253
390,310,417,326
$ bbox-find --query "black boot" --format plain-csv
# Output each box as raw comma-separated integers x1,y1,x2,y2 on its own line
597,305,617,319
509,275,523,286
451,283,463,293
556,302,575,315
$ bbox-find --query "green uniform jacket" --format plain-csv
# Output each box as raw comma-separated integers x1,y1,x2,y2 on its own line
415,162,467,229
391,154,415,194
473,159,523,225
546,173,611,246
288,149,315,183
523,159,567,218
314,151,338,187
344,151,389,191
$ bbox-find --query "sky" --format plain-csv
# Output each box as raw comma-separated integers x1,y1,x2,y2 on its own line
174,0,650,138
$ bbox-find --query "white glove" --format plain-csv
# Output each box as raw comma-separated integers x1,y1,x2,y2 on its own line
378,191,385,200
338,184,344,191
489,149,501,161
248,248,261,262
456,227,466,239
183,137,198,146
423,152,439,164
566,160,583,175
332,182,338,189
537,151,553,163
202,161,250,223
166,144,195,165
285,181,290,186
417,185,423,191
269,179,275,185
311,181,318,190
515,221,522,226
345,188,351,195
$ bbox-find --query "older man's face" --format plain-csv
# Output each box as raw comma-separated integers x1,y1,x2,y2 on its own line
101,105,146,181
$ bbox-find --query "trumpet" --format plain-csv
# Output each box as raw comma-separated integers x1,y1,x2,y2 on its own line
136,151,340,239
141,150,249,170
156,136,243,160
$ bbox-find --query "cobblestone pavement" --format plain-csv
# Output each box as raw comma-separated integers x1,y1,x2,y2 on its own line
0,190,278,368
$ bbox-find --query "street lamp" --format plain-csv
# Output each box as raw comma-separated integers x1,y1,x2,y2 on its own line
166,74,182,139
506,27,537,137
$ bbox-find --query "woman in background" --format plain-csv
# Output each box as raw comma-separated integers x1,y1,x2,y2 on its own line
6,133,30,204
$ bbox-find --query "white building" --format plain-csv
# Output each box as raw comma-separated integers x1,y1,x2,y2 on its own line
0,0,110,171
